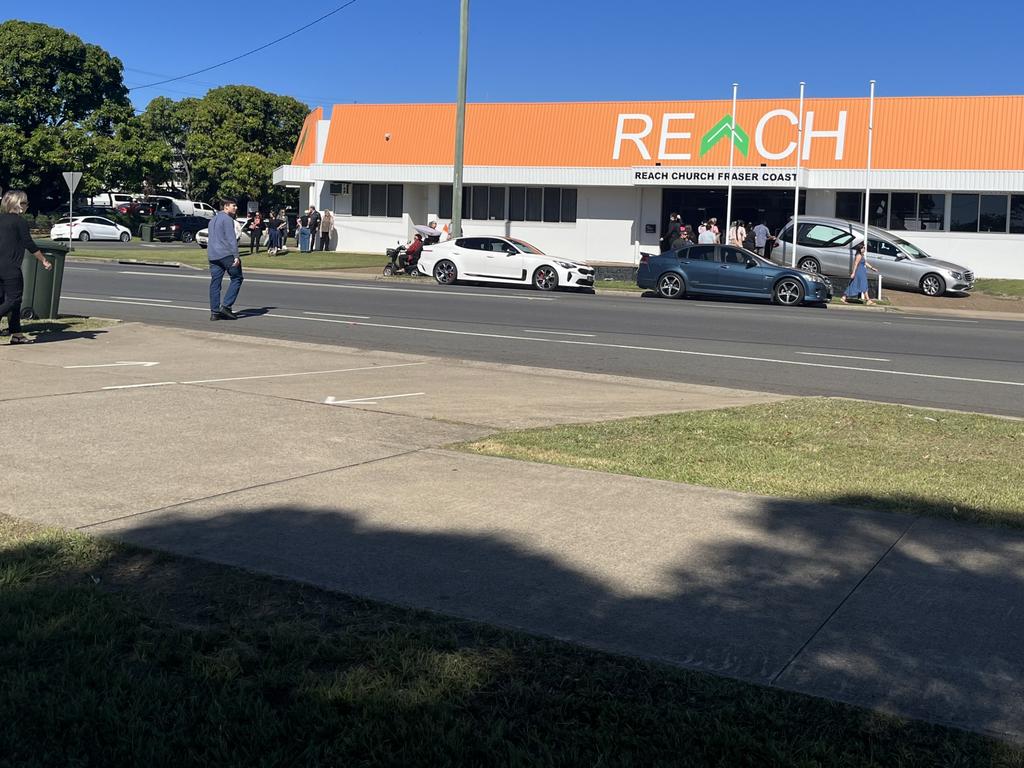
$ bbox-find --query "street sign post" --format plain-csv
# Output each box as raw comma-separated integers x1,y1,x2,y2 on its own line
63,172,82,242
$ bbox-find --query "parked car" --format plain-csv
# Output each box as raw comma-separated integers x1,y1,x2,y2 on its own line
770,216,975,296
153,215,213,243
144,196,216,219
50,216,132,242
417,235,595,291
117,200,158,216
637,244,832,306
195,218,245,249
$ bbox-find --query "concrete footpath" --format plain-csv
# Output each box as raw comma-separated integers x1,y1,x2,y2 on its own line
2,322,1022,742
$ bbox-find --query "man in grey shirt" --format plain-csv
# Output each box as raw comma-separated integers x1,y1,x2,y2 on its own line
753,221,771,256
208,197,243,320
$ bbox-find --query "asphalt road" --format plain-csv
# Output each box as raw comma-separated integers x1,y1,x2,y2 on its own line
57,261,1024,417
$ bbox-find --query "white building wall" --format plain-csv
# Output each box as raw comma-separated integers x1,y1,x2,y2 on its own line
899,232,1022,280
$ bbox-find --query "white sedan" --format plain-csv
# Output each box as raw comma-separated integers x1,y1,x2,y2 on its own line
50,215,132,242
418,235,595,291
196,219,248,249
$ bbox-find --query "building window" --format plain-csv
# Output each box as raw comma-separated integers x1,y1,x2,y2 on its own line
526,188,543,221
352,183,403,218
917,194,945,231
835,191,861,221
439,185,576,223
1010,195,1024,235
979,194,1007,233
889,193,916,230
950,194,979,232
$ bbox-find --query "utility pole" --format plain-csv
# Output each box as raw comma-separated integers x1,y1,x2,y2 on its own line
451,0,470,237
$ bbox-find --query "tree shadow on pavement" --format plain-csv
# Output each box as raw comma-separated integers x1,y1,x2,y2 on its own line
3,490,1023,764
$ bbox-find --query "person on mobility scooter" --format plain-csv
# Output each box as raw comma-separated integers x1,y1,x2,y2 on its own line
383,233,424,276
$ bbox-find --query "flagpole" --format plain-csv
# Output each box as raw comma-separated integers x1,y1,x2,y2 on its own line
863,79,877,298
451,0,470,238
791,82,805,267
724,82,738,245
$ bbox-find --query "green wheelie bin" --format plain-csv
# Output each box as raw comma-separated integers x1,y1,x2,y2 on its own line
20,242,69,320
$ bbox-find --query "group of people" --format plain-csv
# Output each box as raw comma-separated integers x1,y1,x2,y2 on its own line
661,214,775,256
241,205,336,256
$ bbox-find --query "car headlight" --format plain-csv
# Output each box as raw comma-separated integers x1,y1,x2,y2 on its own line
555,261,577,269
950,271,963,280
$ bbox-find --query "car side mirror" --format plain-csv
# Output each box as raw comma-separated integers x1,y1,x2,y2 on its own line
746,258,758,268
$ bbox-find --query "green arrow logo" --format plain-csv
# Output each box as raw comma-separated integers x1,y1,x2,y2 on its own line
700,115,750,157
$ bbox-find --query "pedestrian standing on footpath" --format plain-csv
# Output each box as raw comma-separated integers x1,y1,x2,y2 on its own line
278,211,290,251
307,206,321,251
753,220,771,256
319,208,334,251
697,225,717,245
246,211,264,254
841,243,878,305
208,198,244,320
297,210,311,252
0,190,52,344
728,220,746,247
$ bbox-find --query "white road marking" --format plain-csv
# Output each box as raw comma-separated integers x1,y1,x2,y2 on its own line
895,316,979,324
60,296,1024,390
325,392,425,406
304,311,371,320
115,271,557,301
530,330,596,337
111,296,173,302
102,382,177,390
183,362,426,385
66,267,100,271
65,361,160,369
268,314,1024,389
63,296,208,313
795,352,891,362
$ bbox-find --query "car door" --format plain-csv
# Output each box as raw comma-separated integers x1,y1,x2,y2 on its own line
676,245,718,291
867,238,915,288
798,223,858,275
451,237,488,277
96,217,122,240
718,247,766,294
479,237,524,280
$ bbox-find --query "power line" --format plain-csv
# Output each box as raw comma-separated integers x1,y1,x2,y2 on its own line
128,0,360,91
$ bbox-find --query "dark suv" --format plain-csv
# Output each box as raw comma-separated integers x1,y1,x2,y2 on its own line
153,215,212,243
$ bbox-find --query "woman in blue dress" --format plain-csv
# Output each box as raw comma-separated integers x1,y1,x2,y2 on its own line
841,243,879,304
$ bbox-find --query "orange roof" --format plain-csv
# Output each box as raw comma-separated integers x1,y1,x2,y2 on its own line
290,107,322,166
304,96,1024,171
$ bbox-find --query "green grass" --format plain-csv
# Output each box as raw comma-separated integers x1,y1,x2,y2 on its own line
1,314,118,337
975,279,1024,299
2,514,1020,767
458,399,1024,527
66,248,383,271
595,279,644,292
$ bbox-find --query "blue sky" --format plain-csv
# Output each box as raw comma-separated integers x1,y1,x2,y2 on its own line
14,0,1023,115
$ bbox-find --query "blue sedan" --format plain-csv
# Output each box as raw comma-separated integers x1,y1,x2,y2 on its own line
637,244,832,306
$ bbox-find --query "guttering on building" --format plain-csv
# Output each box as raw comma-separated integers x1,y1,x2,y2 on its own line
274,96,1024,278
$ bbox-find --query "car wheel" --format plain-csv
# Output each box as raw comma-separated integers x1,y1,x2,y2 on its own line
773,277,805,306
657,272,685,299
797,257,820,274
434,259,458,285
382,264,395,277
533,265,559,291
920,273,946,297
20,306,37,321
182,231,195,244
78,230,90,242
119,232,130,242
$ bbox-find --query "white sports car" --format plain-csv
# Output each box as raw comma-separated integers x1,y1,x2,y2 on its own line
50,215,132,242
418,235,595,291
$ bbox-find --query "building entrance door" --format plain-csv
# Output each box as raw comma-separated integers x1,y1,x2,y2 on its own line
660,188,806,239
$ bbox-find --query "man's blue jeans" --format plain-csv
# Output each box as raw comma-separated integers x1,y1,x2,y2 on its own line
209,256,243,311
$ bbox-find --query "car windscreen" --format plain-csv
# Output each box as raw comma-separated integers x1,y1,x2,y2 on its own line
507,238,545,255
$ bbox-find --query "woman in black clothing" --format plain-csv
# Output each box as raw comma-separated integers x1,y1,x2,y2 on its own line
0,190,52,344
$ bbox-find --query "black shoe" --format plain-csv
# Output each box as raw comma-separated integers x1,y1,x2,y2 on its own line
210,312,220,321
218,306,239,320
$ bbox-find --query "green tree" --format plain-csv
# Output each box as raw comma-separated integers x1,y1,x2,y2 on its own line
183,85,308,208
0,20,142,208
